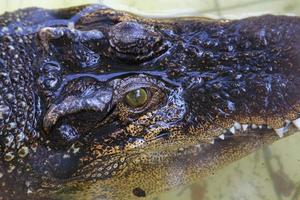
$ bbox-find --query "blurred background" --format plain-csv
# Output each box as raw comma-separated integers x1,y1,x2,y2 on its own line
1,0,300,17
1,0,300,200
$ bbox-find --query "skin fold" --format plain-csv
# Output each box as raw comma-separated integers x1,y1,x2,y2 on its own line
0,4,300,200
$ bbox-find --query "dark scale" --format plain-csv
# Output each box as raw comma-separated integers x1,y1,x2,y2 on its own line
0,4,299,200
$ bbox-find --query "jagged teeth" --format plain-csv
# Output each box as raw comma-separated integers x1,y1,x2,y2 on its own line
210,118,300,143
267,125,272,129
218,134,225,140
242,124,248,131
274,127,288,138
251,124,257,129
293,118,300,129
234,122,241,130
229,126,235,134
273,120,293,138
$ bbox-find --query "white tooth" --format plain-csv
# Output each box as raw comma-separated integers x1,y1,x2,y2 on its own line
229,126,235,134
293,118,300,129
234,122,241,130
274,127,288,138
218,134,225,140
251,124,257,129
210,140,215,144
242,124,248,131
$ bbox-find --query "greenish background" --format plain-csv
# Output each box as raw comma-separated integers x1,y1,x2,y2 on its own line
1,1,300,200
1,0,300,17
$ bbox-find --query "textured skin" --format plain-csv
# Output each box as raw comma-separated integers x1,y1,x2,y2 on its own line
0,4,300,200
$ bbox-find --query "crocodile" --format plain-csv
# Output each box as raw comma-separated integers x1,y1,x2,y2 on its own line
0,4,300,200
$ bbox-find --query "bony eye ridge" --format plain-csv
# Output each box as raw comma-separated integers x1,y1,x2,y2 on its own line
125,88,148,108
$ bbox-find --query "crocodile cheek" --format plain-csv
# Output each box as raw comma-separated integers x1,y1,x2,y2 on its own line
28,141,82,183
182,72,300,142
47,152,80,179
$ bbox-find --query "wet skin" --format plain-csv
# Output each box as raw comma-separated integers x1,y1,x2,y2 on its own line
0,4,300,200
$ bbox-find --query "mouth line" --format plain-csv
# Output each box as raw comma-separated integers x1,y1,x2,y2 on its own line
120,116,300,152
210,118,300,145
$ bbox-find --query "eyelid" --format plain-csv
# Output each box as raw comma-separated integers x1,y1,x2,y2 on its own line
118,82,155,94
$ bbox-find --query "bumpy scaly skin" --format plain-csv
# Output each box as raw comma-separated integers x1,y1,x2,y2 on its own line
0,4,300,200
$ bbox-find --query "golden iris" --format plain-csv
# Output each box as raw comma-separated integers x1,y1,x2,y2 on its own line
125,88,148,108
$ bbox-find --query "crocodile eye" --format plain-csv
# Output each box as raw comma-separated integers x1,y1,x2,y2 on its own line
125,88,148,108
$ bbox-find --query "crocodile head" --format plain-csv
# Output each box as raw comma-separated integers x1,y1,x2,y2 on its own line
1,5,300,199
